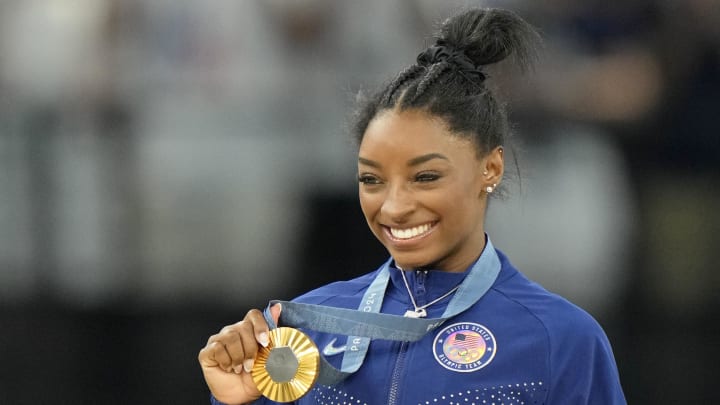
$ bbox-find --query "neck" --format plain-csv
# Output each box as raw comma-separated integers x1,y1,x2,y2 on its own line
422,233,488,273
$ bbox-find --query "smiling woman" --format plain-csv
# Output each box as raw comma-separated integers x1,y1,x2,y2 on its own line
199,7,626,405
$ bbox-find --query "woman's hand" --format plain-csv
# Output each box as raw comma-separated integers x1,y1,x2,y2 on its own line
198,305,281,405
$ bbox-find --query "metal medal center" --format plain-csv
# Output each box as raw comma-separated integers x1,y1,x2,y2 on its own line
265,346,300,383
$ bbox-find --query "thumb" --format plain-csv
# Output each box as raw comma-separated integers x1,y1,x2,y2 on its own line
270,303,282,326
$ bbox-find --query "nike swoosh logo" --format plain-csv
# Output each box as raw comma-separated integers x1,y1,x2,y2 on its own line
322,338,346,356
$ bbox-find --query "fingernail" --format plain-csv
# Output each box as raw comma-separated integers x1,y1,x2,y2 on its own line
243,358,254,373
233,365,243,374
258,332,269,347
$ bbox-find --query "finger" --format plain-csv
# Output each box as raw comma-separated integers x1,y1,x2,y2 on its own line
217,326,250,374
207,324,249,373
198,344,218,367
237,322,260,373
245,309,270,348
269,303,282,326
199,341,233,372
220,321,261,374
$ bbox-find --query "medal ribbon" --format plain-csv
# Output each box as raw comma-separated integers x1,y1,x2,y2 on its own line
263,239,501,386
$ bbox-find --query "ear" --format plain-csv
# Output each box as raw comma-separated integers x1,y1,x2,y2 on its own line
481,146,504,195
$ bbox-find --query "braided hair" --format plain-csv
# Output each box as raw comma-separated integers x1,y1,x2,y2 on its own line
354,8,540,163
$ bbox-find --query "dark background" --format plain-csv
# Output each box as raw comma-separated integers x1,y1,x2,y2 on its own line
1,1,718,403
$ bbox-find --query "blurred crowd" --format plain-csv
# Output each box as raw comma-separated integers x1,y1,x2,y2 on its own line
0,0,718,403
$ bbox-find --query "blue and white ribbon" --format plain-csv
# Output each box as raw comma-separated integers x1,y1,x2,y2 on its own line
264,239,501,385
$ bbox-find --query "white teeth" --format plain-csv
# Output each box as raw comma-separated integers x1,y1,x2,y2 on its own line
390,223,432,240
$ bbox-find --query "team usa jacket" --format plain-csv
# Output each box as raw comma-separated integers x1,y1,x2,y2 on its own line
212,247,626,405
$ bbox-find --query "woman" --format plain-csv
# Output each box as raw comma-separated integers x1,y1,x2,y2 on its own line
199,8,626,405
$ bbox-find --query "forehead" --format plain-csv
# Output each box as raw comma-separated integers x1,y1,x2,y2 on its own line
359,109,476,159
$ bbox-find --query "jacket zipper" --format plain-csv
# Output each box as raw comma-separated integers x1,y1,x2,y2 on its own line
386,341,408,405
388,271,426,404
388,270,431,404
416,270,427,304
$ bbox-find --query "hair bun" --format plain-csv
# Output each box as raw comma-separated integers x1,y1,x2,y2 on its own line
436,8,540,70
416,44,487,80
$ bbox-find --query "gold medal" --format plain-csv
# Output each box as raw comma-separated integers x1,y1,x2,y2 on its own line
252,327,320,402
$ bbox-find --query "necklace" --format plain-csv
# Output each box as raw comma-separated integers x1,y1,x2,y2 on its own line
399,269,461,318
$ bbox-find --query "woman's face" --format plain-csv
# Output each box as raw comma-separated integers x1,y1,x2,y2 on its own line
358,109,498,272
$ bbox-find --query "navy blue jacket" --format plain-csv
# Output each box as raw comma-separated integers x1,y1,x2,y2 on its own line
212,248,626,405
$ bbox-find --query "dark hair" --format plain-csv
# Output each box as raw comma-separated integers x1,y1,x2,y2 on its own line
353,8,540,162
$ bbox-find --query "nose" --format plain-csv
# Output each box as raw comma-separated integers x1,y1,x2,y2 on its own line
380,182,415,222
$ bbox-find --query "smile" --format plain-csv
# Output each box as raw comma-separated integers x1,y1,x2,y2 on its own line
387,222,435,240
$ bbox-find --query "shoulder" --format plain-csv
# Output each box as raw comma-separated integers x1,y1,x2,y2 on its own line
491,249,625,403
291,267,383,307
492,249,608,343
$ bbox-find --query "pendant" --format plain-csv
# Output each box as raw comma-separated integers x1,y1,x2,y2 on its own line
404,308,427,318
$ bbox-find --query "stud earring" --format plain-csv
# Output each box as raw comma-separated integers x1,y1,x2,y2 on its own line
485,183,497,194
482,170,488,176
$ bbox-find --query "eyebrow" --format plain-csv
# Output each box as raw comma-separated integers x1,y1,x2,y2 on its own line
358,153,449,168
407,153,449,166
358,157,380,168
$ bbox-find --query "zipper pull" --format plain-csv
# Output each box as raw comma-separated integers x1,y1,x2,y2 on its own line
415,270,427,298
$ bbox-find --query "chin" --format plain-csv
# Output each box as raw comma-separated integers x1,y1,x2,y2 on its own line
391,253,433,270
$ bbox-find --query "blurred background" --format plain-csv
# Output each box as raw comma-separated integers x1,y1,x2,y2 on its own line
0,0,718,403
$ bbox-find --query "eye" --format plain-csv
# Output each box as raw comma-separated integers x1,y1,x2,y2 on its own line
415,172,440,182
358,174,382,185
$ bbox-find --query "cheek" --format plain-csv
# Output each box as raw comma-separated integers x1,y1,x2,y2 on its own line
436,184,482,221
358,191,379,221
435,199,467,223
